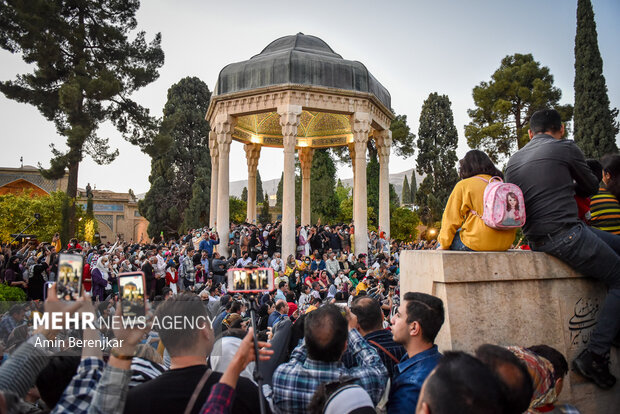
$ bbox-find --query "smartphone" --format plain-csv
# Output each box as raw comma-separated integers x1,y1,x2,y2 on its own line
57,253,84,300
43,281,54,301
118,271,146,317
227,267,273,293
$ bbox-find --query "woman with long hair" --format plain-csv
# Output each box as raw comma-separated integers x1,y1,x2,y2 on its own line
437,149,516,251
590,154,620,235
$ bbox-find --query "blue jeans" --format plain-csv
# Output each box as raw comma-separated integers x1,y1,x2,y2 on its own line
529,222,620,356
449,230,473,251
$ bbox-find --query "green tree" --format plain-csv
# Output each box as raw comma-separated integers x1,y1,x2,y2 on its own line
183,165,210,231
139,77,212,238
335,179,350,206
366,153,380,226
229,197,247,224
241,187,248,202
401,175,412,205
310,149,339,224
276,172,283,209
258,192,271,225
410,173,417,205
390,207,420,242
389,184,400,212
0,0,164,237
574,0,619,157
256,171,265,204
415,93,460,221
0,191,85,243
465,54,573,163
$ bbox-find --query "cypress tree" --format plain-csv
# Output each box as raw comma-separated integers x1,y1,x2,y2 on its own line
259,192,271,224
241,187,248,202
401,175,412,205
310,149,339,224
416,93,459,219
276,172,283,209
366,152,380,226
574,0,619,157
256,171,265,204
410,173,417,205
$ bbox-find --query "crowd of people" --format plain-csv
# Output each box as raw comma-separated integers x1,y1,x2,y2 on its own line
0,108,616,413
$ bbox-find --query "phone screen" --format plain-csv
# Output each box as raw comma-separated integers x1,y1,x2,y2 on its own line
227,267,273,292
118,272,146,317
57,253,84,300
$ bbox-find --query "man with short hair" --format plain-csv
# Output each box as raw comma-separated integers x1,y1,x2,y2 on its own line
0,305,24,344
343,296,406,377
272,304,387,413
506,108,619,389
325,253,339,280
268,299,289,328
198,232,219,258
475,344,533,414
387,292,444,413
415,352,506,414
124,294,260,414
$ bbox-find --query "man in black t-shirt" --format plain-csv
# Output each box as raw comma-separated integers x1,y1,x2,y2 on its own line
124,294,262,414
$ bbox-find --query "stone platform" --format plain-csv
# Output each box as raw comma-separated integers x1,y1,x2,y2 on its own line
399,250,619,414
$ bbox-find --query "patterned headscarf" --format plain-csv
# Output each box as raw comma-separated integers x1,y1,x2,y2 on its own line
506,346,557,411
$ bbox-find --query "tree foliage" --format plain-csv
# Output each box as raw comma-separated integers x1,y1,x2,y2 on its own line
276,172,283,209
389,184,400,212
258,192,271,225
366,153,380,226
401,175,412,205
335,179,350,206
139,77,212,238
574,0,619,157
0,0,164,235
410,173,417,205
390,207,420,242
0,191,86,243
241,187,248,202
310,149,339,224
256,171,264,204
465,54,573,163
415,93,459,221
229,196,247,224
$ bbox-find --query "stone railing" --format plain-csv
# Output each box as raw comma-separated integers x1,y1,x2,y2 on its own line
399,250,619,413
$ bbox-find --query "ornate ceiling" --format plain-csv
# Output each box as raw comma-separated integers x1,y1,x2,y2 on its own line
233,110,353,148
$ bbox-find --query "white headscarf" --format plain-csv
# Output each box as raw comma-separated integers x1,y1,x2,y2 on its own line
96,255,110,281
209,337,255,383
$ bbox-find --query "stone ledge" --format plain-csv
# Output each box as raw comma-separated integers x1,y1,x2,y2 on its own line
399,250,619,414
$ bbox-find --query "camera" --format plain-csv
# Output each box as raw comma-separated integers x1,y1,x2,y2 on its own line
34,213,41,220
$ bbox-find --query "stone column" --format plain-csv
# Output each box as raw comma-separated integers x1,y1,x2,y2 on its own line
377,130,392,239
215,113,236,256
352,112,370,256
278,105,302,260
299,147,314,226
209,131,219,229
244,143,261,224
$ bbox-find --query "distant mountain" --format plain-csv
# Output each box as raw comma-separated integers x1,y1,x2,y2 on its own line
230,168,424,203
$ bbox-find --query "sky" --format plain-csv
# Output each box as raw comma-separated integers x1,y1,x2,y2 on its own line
1,0,619,194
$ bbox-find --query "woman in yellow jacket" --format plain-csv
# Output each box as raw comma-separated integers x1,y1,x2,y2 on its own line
438,150,516,251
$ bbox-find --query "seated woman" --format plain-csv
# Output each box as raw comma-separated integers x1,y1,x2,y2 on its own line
438,149,516,251
590,154,620,235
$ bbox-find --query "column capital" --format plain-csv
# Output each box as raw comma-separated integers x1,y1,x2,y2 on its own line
244,143,261,173
352,112,371,136
278,105,302,152
376,129,392,161
214,113,236,149
208,130,219,158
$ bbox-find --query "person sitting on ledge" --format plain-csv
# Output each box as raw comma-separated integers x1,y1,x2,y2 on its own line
437,149,516,251
506,108,619,390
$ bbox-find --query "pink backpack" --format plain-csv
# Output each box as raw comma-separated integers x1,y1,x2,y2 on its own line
471,176,526,230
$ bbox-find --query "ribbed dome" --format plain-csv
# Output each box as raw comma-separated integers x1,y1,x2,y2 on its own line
214,33,391,109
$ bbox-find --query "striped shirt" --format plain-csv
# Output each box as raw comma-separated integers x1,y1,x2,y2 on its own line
590,187,620,235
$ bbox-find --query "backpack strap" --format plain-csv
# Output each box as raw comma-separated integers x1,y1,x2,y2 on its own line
184,368,212,414
368,340,401,364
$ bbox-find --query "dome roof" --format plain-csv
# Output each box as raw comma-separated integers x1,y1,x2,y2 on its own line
214,33,391,109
